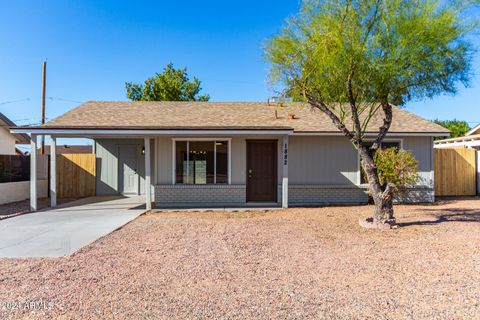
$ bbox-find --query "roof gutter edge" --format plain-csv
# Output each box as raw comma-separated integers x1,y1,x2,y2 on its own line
11,127,449,137
10,128,295,136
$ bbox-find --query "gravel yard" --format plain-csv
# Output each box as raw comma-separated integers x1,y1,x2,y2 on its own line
0,200,479,319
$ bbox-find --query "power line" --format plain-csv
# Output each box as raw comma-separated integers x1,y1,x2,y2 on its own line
0,98,30,106
48,97,83,104
0,121,44,128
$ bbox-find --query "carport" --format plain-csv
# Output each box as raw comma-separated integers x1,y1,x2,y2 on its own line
17,133,154,212
0,196,145,257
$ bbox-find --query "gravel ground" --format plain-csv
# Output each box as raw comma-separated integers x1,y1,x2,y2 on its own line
0,200,479,319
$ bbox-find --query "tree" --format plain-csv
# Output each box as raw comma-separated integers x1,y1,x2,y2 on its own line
372,148,419,220
433,119,470,139
265,0,476,227
126,63,210,101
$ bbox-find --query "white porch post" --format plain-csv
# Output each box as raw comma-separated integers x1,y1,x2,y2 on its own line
30,134,38,211
50,136,57,207
282,135,289,208
476,150,480,195
144,137,152,211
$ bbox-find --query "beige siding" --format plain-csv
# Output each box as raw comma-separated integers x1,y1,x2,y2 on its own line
95,139,154,195
288,136,359,185
156,137,172,184
402,136,433,187
155,136,284,185
0,127,16,155
231,137,246,184
155,135,433,188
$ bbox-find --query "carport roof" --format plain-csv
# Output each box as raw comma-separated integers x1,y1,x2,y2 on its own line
12,101,449,135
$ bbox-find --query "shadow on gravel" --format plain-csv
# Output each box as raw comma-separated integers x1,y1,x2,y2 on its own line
399,208,480,227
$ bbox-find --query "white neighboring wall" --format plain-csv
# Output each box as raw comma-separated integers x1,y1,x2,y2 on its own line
0,155,49,205
0,180,48,205
0,127,16,155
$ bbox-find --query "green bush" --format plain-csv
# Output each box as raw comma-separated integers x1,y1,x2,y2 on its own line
374,148,419,187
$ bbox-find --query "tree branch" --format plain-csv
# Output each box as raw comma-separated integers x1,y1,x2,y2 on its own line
347,70,362,143
371,102,393,149
361,102,381,132
306,94,356,143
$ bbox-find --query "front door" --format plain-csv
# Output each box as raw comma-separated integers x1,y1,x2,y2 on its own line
246,140,277,202
118,146,139,194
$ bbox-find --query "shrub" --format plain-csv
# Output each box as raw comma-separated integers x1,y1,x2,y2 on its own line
374,148,419,187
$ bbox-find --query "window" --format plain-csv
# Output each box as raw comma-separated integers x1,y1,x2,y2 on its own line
174,140,229,184
360,140,401,184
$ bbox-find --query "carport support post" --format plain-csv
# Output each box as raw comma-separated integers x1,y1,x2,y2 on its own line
144,137,152,211
282,135,289,208
30,134,37,212
50,136,57,207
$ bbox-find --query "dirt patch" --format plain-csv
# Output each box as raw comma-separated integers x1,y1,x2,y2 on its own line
0,200,479,319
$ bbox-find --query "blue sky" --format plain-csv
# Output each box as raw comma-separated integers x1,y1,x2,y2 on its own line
1,0,479,149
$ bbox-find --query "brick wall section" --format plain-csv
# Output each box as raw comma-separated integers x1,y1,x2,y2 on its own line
155,185,246,206
155,184,434,207
394,187,434,203
288,185,369,205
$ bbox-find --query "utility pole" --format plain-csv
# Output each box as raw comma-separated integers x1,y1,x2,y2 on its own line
41,60,47,154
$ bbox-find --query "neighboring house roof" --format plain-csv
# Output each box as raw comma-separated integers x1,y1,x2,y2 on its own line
434,133,480,148
465,123,480,136
0,112,30,144
42,145,93,154
434,122,480,148
14,101,449,135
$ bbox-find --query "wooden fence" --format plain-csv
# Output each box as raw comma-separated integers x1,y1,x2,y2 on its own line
0,155,29,183
434,149,476,196
57,154,96,198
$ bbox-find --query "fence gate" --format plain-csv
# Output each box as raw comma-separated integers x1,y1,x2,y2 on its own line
434,149,476,196
57,154,96,198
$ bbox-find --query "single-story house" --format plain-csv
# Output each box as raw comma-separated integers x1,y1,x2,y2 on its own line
12,101,448,211
0,112,30,155
435,123,480,149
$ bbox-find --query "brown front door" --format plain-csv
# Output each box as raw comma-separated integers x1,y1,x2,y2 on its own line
246,140,277,202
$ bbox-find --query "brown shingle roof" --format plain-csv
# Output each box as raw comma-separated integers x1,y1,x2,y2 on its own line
30,101,448,134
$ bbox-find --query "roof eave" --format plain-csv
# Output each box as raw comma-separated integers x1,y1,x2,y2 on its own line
293,131,450,137
465,123,480,136
11,127,448,137
0,114,31,143
10,127,295,137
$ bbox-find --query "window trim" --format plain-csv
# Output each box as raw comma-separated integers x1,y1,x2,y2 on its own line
356,138,404,185
172,138,232,185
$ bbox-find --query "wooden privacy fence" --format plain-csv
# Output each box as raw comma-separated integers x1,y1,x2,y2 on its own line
0,155,29,183
57,154,96,198
434,149,476,196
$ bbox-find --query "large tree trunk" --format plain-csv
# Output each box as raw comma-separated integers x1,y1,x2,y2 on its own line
305,95,396,228
358,147,396,226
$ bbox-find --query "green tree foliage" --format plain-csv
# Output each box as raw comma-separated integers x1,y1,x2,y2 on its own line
374,148,419,187
125,63,210,102
433,119,471,139
265,0,476,226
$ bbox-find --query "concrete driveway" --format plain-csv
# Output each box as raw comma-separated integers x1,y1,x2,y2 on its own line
0,196,146,258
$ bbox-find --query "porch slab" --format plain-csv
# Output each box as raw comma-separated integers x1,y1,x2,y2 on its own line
0,196,146,258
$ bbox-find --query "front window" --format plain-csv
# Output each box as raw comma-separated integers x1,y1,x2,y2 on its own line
360,141,401,184
175,140,229,184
